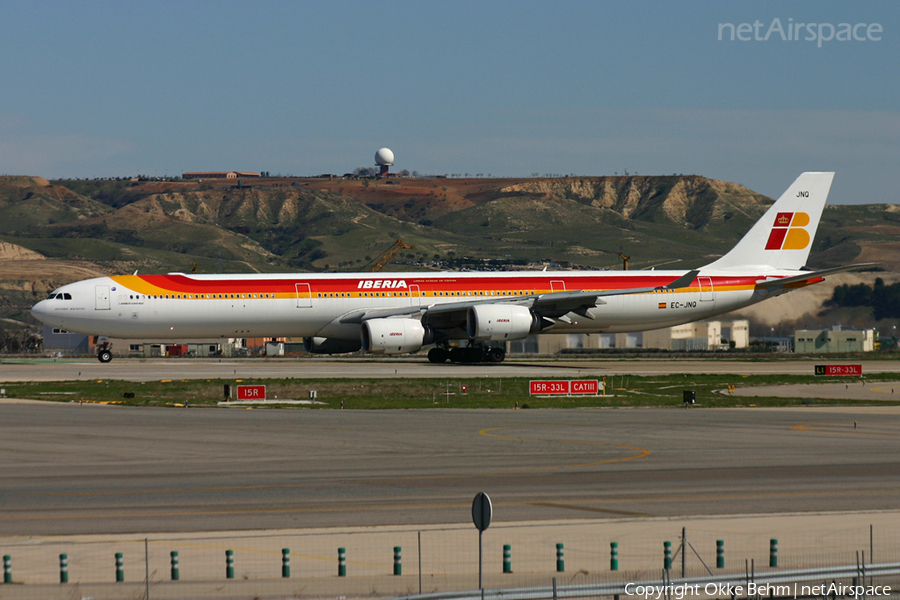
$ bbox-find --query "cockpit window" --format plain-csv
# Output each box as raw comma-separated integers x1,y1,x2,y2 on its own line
63,293,72,300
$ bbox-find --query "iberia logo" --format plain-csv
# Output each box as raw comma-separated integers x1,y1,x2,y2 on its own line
765,212,810,250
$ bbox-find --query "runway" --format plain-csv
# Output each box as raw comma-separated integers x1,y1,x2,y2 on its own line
3,356,900,381
2,400,899,536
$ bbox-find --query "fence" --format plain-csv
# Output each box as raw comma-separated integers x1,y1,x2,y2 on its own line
2,518,899,599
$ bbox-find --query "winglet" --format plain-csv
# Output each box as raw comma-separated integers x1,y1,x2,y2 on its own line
664,270,699,290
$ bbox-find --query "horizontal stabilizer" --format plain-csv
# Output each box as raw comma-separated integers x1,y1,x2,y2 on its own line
755,263,879,291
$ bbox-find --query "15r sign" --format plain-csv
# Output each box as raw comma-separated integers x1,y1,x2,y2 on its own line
237,385,267,400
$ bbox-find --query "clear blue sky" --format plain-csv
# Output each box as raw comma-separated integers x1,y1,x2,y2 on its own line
1,0,897,204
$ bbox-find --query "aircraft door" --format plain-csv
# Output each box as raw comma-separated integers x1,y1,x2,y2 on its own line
295,283,312,308
699,277,714,302
550,280,566,293
409,284,421,307
95,285,110,310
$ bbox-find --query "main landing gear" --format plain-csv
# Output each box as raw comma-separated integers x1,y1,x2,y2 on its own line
427,342,506,364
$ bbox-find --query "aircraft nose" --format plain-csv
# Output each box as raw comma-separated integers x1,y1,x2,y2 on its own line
30,300,51,324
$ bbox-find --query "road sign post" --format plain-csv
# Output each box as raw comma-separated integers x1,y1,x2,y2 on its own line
472,492,492,591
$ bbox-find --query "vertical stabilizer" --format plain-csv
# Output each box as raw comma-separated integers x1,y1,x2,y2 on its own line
703,172,834,271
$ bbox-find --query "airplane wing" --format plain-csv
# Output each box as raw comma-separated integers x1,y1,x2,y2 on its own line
754,263,879,291
340,270,700,328
525,269,699,317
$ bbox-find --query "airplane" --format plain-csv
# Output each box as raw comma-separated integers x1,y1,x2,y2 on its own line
31,172,870,364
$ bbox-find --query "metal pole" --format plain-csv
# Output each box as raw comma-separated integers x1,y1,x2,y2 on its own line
145,538,150,600
418,531,422,595
552,576,558,600
862,551,867,600
478,530,483,590
682,528,686,577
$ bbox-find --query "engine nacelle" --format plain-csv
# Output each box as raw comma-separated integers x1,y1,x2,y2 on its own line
303,336,362,355
467,304,539,341
362,318,433,355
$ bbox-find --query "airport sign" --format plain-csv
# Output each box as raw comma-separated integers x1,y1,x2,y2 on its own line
815,364,862,376
237,385,267,400
530,380,601,396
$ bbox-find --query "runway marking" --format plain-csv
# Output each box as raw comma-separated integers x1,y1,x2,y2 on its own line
26,482,326,498
479,426,650,471
791,422,900,436
5,488,900,523
529,502,648,517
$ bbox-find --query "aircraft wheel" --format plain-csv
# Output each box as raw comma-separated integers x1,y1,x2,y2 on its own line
98,350,113,363
488,347,506,363
428,348,449,363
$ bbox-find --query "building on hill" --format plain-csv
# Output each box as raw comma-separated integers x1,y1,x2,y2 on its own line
182,171,261,179
794,326,875,353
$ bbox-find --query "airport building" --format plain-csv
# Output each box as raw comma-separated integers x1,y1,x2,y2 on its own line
794,326,875,353
181,171,261,179
507,320,750,354
40,326,251,357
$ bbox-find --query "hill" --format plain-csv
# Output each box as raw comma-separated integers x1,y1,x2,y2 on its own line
0,173,897,328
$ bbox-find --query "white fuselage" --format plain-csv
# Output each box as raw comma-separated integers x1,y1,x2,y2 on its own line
32,269,772,342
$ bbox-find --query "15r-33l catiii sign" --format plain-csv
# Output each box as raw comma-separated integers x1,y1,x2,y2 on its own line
529,380,603,396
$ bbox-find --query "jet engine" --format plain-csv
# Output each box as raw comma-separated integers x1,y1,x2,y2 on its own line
362,318,433,354
303,337,362,355
467,304,540,341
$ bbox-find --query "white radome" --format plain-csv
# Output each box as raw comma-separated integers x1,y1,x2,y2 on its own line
375,147,394,166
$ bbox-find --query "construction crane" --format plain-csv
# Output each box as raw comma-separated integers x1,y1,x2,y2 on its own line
369,239,415,272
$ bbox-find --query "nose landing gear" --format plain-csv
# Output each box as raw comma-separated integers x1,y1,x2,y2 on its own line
93,336,113,363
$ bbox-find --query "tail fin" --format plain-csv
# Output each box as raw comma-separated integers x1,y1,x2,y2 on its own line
702,172,834,272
